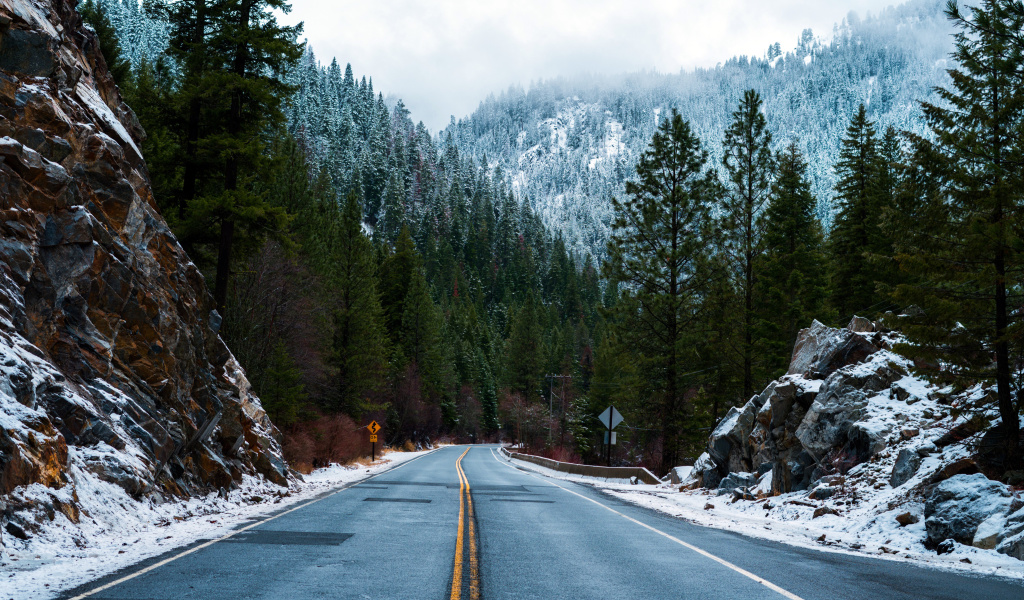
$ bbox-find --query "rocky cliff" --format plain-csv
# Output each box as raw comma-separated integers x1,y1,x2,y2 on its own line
682,318,1024,561
0,0,287,543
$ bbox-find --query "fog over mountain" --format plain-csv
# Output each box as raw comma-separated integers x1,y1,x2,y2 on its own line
443,0,954,258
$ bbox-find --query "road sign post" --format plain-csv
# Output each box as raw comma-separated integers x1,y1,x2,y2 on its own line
367,421,381,461
598,406,623,467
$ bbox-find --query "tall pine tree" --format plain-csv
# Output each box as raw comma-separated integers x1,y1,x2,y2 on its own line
756,142,829,378
828,104,885,320
720,89,775,400
603,110,724,473
891,0,1024,466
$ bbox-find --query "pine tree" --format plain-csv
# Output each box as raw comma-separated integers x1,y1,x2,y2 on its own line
721,89,775,399
891,0,1024,466
602,110,724,473
504,296,544,397
828,104,885,320
380,226,420,343
319,191,389,416
756,142,829,378
259,342,307,427
400,266,443,378
79,0,133,86
209,0,305,311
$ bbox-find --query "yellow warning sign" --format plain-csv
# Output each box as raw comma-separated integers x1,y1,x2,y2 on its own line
367,421,381,435
369,435,378,443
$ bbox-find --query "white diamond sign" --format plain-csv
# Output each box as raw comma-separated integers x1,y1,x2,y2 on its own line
598,406,624,430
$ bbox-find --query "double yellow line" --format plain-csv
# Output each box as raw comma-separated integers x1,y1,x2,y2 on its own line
450,447,481,600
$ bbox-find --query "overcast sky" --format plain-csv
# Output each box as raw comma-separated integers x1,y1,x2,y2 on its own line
284,1,901,131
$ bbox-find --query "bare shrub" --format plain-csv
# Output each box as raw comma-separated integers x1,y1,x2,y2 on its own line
282,413,367,467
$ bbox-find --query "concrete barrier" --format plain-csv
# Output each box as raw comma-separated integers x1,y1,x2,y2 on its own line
500,448,662,485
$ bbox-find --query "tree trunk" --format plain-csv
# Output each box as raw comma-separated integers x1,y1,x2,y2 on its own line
994,249,1021,464
181,0,205,217
214,216,234,311
214,0,252,312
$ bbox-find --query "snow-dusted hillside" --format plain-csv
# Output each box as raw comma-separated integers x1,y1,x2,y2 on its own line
446,0,953,259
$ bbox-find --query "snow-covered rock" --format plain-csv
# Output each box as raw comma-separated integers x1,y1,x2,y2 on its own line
679,453,718,490
997,507,1024,559
716,472,757,496
890,448,922,488
667,466,693,485
708,396,761,474
924,474,1012,548
787,318,879,379
0,0,287,553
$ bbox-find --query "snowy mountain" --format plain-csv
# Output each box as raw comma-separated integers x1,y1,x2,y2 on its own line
443,0,954,259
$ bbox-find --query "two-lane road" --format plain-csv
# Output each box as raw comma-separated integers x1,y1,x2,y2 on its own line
61,445,1024,599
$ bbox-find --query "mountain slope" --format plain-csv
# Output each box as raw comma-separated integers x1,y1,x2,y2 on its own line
445,0,953,259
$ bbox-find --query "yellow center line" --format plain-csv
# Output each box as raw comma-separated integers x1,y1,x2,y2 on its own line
450,448,469,600
467,461,480,600
451,447,481,600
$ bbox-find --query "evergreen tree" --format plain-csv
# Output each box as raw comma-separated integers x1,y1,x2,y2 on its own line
380,226,420,343
828,104,885,320
479,360,500,434
720,89,775,399
602,110,724,473
208,0,305,310
79,0,133,86
891,0,1024,466
756,142,829,377
259,342,307,427
504,297,544,397
321,191,389,416
400,266,443,381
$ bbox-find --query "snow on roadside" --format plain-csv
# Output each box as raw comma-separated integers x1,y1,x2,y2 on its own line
503,452,1024,582
2,449,436,600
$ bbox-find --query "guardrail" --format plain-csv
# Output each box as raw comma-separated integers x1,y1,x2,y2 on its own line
499,448,662,485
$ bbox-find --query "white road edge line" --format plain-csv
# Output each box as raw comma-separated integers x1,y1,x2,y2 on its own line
67,448,442,600
489,448,806,600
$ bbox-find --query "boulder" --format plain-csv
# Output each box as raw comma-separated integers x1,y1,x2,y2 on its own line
690,452,722,490
679,453,716,490
716,472,757,496
993,506,1024,560
895,512,919,527
668,466,693,485
973,512,1007,550
794,358,902,465
890,448,922,488
927,458,981,485
847,316,873,333
997,531,1024,560
787,320,879,380
708,398,760,474
924,473,1012,547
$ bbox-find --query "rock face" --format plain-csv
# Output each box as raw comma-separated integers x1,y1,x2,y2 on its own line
0,0,287,533
787,319,879,380
703,317,896,495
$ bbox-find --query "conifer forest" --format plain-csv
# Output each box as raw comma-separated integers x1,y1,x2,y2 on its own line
78,0,1024,475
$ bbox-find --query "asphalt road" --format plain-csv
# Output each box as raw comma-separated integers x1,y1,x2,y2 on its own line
61,445,1024,600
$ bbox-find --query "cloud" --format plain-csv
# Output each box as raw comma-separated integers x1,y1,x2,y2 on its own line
285,0,901,131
